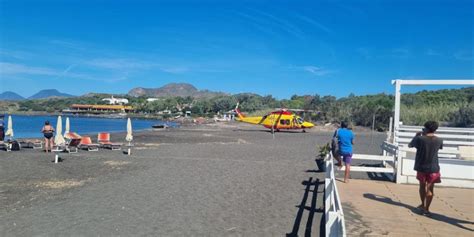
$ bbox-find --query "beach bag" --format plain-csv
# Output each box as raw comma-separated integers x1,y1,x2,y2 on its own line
10,140,20,151
331,129,339,157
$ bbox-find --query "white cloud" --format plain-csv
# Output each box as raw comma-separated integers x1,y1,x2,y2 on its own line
0,62,97,81
0,62,59,75
87,58,154,70
48,39,86,51
302,66,333,76
294,14,332,33
86,58,192,74
0,50,33,60
161,66,189,74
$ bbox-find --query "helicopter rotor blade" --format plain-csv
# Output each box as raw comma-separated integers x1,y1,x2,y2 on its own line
273,110,284,130
258,114,268,125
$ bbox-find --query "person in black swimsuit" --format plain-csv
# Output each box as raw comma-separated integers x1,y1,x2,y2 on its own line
41,121,55,152
0,118,4,141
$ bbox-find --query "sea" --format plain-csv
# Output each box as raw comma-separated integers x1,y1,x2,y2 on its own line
0,115,176,139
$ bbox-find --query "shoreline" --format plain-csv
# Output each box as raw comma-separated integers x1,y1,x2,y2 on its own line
2,111,168,120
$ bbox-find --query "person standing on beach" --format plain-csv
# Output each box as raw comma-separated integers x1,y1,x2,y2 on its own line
41,121,55,152
0,118,4,141
333,121,354,183
409,121,443,216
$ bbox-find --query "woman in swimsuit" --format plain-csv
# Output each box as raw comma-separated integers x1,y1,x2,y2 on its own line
41,121,55,152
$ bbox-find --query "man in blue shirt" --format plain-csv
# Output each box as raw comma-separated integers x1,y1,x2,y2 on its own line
334,121,355,183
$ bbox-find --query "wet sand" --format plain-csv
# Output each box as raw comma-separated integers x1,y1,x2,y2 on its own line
0,122,385,236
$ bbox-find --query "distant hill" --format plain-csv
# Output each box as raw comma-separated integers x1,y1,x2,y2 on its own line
28,89,75,100
128,83,227,98
0,91,25,101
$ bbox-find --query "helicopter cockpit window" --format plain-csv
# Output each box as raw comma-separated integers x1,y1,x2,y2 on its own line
297,118,304,124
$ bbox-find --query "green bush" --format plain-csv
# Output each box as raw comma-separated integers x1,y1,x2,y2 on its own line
450,103,474,127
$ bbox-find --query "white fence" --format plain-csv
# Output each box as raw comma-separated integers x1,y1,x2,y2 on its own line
341,124,474,188
395,125,474,158
338,142,399,181
393,125,474,188
325,154,346,237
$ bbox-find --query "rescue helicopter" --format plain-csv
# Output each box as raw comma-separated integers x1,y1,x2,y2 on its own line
234,103,315,133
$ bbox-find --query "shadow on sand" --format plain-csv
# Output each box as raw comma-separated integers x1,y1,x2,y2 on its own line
363,193,474,232
287,177,325,237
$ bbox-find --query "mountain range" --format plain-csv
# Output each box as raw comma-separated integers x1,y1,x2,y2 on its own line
0,89,75,101
28,89,75,100
0,83,225,101
0,91,25,101
128,83,227,98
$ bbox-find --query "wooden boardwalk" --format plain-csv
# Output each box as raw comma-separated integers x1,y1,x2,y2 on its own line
338,179,474,236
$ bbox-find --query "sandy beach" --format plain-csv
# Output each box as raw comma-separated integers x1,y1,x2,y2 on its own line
0,122,385,236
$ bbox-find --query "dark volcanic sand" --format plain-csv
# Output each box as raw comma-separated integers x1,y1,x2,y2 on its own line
0,123,385,236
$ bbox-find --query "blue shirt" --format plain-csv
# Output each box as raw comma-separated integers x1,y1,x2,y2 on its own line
335,128,354,154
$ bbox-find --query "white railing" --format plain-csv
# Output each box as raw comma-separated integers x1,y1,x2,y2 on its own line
338,142,399,181
325,154,346,237
395,125,474,152
389,125,474,187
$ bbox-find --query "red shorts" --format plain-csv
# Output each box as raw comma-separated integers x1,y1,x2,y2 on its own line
416,172,441,184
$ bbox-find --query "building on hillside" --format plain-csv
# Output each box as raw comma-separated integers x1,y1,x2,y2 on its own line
146,98,160,102
157,109,172,115
102,96,129,105
64,104,134,114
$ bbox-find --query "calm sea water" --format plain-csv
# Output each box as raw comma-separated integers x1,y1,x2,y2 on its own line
1,115,176,138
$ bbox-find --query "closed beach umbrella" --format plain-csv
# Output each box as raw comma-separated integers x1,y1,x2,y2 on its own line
64,117,70,139
126,118,133,142
5,115,13,138
54,116,65,146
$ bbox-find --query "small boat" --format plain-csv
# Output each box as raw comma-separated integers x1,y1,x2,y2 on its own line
152,124,169,129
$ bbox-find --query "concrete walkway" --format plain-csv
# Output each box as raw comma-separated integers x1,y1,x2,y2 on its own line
337,179,474,236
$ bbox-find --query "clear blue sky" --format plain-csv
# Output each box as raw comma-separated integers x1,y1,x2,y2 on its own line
0,0,472,99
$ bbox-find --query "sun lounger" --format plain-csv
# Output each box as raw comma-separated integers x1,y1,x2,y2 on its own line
79,136,100,151
97,132,122,150
66,132,82,140
0,141,6,151
65,137,81,153
61,132,82,153
1,140,20,151
19,139,43,149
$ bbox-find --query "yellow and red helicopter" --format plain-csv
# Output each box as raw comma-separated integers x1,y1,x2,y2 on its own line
234,103,315,132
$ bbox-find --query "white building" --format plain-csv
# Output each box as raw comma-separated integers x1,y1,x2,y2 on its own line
146,98,160,102
102,96,129,105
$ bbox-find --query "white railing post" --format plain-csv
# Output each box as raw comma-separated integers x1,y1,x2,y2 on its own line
325,153,346,237
392,80,401,147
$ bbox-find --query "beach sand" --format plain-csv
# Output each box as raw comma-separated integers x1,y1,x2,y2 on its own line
0,122,385,236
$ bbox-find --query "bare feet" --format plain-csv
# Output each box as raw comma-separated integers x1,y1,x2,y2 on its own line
416,205,431,216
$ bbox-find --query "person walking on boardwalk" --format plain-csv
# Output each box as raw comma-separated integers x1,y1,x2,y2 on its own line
333,121,354,183
41,121,55,152
409,121,443,216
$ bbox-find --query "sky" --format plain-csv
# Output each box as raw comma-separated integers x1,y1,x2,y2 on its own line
0,0,473,99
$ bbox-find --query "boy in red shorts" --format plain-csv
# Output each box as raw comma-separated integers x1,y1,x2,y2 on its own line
408,121,443,216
